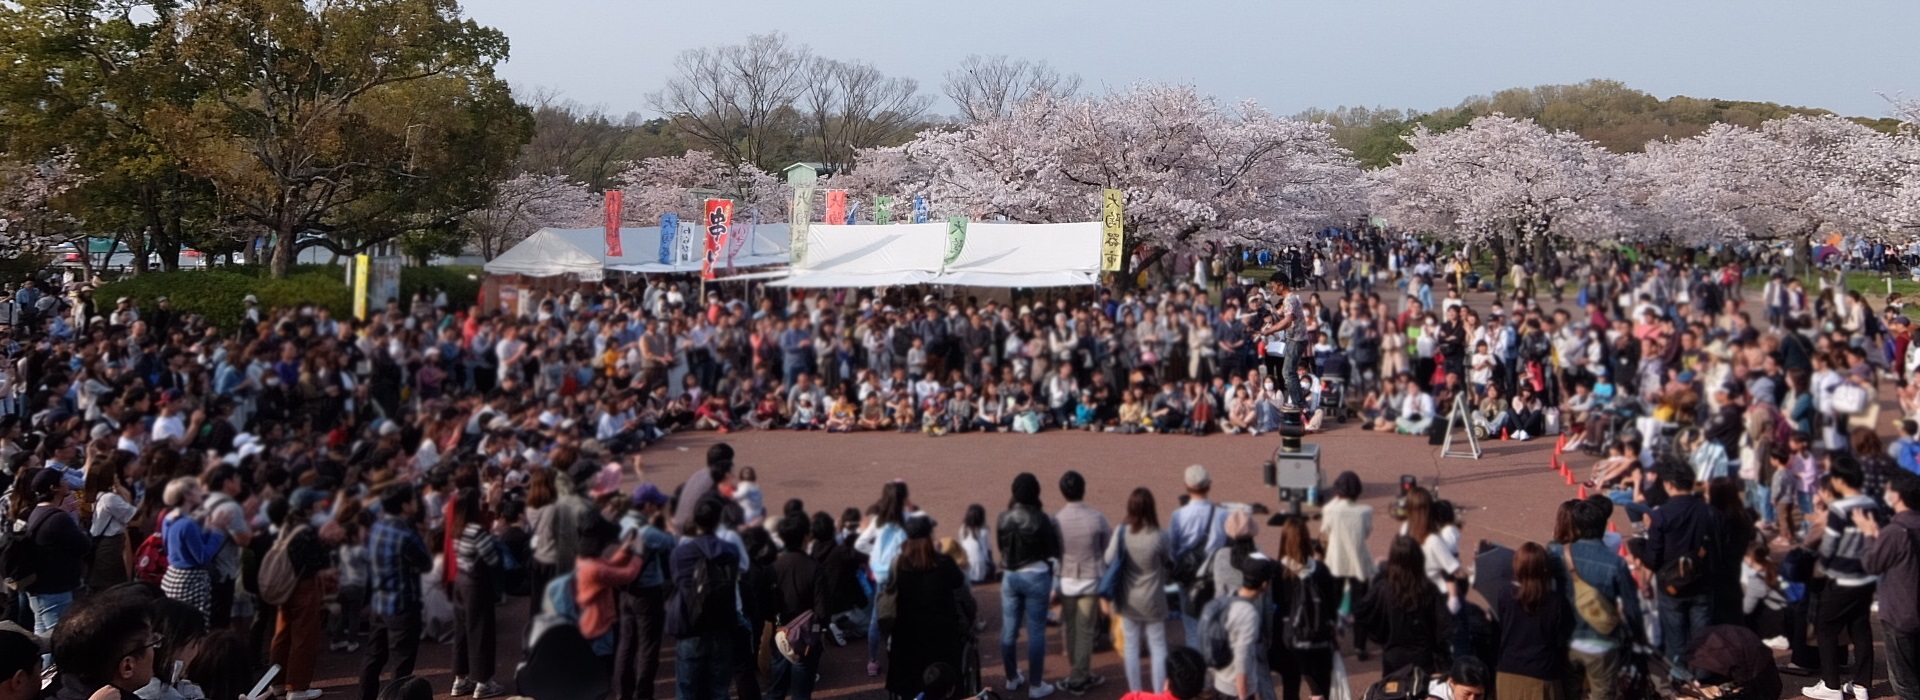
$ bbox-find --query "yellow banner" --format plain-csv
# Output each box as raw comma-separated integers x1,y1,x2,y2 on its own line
1101,189,1125,272
353,254,370,320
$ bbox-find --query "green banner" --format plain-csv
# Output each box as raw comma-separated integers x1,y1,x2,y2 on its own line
875,196,894,225
944,216,968,268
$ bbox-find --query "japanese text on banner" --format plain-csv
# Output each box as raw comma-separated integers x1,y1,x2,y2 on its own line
604,190,624,258
1101,189,1125,272
702,199,731,280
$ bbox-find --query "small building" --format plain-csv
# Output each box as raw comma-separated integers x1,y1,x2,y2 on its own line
781,162,835,186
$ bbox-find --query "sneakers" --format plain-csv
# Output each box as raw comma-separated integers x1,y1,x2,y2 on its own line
828,622,848,647
1802,681,1844,700
327,640,346,652
1006,673,1026,691
1028,681,1057,698
472,680,507,699
1762,635,1789,651
867,661,881,678
1062,675,1106,695
1846,682,1869,700
285,690,323,700
450,678,475,697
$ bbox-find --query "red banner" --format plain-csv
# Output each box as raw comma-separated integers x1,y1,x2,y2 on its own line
702,198,732,280
603,190,624,257
824,190,847,226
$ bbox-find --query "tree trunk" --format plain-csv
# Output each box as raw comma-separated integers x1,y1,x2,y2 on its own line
269,215,296,279
1490,233,1510,291
1791,228,1815,279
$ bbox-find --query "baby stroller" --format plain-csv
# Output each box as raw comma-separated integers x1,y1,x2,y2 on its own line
1679,625,1783,700
1315,348,1352,423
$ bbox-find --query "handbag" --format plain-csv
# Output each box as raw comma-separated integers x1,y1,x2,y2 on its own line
1831,382,1868,415
1097,530,1128,602
874,576,901,635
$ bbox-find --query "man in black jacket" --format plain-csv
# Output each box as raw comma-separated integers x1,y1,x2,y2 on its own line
767,514,827,700
997,473,1061,697
1643,459,1721,677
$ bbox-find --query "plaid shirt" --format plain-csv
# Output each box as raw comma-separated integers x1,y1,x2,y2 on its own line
370,514,430,617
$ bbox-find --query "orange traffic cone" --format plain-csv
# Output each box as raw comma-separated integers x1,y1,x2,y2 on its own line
1565,469,1575,486
1609,520,1619,534
1577,484,1588,499
1501,426,1509,441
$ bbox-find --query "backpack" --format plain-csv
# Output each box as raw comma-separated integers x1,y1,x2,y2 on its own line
256,525,306,607
133,513,171,585
1362,664,1428,700
0,508,49,591
680,547,741,632
1562,547,1620,636
1279,564,1336,650
1198,596,1248,669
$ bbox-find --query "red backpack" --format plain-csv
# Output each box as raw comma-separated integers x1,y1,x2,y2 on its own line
133,513,169,585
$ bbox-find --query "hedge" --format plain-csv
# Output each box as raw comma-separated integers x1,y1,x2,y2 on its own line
95,264,482,330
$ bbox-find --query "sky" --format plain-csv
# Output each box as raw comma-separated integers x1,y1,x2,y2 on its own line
458,0,1920,120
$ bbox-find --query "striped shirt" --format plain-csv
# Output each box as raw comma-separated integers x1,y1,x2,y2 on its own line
455,522,501,577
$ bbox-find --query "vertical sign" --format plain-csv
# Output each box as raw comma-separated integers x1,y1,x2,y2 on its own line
791,188,813,267
603,190,624,258
845,200,859,225
1101,188,1125,272
676,221,699,265
353,254,371,320
944,216,968,270
658,214,678,265
875,196,894,225
824,190,847,226
912,196,930,224
728,208,756,271
702,199,731,280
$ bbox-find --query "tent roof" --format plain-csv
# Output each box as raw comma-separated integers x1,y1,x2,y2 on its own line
769,221,1101,288
488,224,792,277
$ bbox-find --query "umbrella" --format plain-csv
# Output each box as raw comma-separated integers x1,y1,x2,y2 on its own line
1683,625,1781,699
1470,539,1513,608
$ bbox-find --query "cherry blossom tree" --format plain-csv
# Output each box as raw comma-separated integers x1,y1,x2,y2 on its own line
464,172,599,260
1369,114,1635,276
611,151,787,221
850,84,1365,278
0,152,86,259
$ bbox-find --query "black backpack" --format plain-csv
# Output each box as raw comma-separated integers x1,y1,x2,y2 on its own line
1279,565,1336,650
681,548,741,631
0,508,50,591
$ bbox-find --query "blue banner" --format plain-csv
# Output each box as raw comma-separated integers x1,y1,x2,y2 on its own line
845,201,859,225
913,196,929,224
658,214,677,264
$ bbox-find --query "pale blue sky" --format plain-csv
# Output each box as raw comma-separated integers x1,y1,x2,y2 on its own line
460,0,1918,119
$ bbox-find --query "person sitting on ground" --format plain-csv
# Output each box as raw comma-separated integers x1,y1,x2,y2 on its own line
1392,375,1437,436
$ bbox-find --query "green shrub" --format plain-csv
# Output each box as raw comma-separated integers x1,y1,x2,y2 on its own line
97,268,353,330
401,266,482,311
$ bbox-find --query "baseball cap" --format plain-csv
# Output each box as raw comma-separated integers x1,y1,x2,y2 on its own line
1184,465,1211,490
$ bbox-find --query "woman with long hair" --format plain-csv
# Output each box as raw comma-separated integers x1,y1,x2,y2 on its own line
1401,487,1461,593
270,495,334,700
1271,515,1340,700
17,467,88,636
996,472,1059,694
81,447,138,592
854,480,913,677
1707,476,1757,625
1319,471,1375,659
1493,542,1574,700
1357,535,1449,678
1106,487,1171,693
448,487,505,698
524,466,559,622
884,517,971,699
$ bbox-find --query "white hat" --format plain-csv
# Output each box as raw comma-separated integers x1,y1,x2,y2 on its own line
1184,464,1211,490
243,294,258,304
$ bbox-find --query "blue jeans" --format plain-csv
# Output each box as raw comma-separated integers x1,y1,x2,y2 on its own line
1000,569,1052,682
766,644,820,700
27,590,71,637
1745,480,1775,526
675,634,734,700
1608,489,1653,525
1884,626,1920,700
1658,592,1713,677
1282,341,1304,405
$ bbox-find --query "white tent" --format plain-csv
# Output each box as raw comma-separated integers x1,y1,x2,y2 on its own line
484,225,792,277
770,221,1101,288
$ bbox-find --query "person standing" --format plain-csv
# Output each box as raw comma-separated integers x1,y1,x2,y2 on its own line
1552,500,1642,700
448,488,507,699
270,494,334,700
766,514,827,700
1318,472,1376,660
158,476,229,626
666,498,742,700
1170,465,1225,644
1804,458,1881,700
1109,487,1173,694
1054,470,1111,694
1643,459,1721,681
359,485,431,700
1493,543,1575,700
1859,472,1920,700
998,472,1061,698
613,485,676,700
1212,558,1277,700
199,465,252,630
17,469,87,637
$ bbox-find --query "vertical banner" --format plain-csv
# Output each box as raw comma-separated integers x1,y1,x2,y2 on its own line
874,196,894,225
944,216,968,270
845,200,859,225
824,190,847,226
791,188,813,267
676,221,699,265
912,196,930,224
1101,188,1125,272
702,198,732,280
603,190,624,258
352,254,371,320
727,208,756,271
658,214,678,265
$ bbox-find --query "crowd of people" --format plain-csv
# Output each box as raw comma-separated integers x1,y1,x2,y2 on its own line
0,230,1916,700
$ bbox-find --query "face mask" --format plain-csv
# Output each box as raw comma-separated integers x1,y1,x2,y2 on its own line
1263,382,1274,391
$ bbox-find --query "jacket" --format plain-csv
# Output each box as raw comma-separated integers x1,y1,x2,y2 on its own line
1646,493,1719,597
1550,538,1643,647
576,547,641,639
665,535,741,638
1864,510,1920,634
996,505,1060,573
1053,502,1110,584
